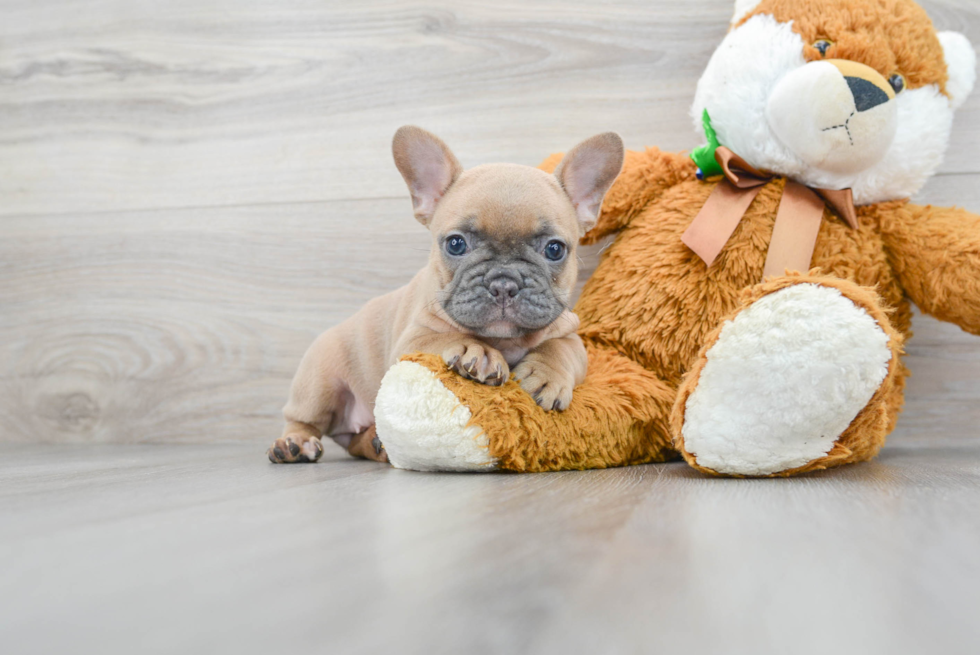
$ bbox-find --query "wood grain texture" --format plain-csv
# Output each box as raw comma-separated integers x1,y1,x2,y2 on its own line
1,442,978,654
1,0,979,216
1,0,979,446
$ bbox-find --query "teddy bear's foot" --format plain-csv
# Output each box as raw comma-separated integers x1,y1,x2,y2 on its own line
373,359,498,472
674,276,903,477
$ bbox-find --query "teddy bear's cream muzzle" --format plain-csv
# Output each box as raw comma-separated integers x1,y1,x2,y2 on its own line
766,59,898,176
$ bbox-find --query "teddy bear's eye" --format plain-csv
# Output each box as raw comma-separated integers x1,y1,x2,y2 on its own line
889,74,906,94
813,39,833,57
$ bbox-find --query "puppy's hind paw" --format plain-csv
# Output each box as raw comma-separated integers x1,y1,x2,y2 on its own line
347,426,390,464
267,433,324,464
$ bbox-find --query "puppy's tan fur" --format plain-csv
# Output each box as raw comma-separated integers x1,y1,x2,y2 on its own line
268,127,623,464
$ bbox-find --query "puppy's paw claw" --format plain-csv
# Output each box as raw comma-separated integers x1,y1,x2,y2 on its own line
443,341,510,386
483,364,506,387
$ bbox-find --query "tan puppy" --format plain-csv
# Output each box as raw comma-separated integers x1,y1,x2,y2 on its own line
268,126,624,464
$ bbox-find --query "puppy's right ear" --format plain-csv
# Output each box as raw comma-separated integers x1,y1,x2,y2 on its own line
554,132,625,237
392,126,463,226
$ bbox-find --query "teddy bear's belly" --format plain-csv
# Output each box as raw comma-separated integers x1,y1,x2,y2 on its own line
575,180,907,389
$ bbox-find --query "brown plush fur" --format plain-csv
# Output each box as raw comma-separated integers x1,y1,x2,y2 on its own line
739,0,950,96
401,342,676,472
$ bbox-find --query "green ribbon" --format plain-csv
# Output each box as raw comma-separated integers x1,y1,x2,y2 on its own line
689,109,724,179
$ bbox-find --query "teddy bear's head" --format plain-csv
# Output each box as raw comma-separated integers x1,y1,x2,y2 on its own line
691,0,976,204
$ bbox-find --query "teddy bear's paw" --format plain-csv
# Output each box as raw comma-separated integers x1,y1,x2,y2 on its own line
373,360,498,472
679,283,893,476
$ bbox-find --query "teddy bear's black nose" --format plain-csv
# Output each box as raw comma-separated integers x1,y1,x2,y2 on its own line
846,76,891,112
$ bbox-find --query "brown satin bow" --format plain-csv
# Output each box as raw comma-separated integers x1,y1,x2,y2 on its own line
681,147,858,280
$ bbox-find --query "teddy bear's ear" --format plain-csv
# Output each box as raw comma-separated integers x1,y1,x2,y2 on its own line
731,0,763,25
938,32,977,110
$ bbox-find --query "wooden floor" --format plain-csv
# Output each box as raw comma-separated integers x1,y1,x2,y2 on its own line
2,441,979,654
2,1,980,652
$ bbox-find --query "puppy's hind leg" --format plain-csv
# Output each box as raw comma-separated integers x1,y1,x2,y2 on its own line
269,329,350,464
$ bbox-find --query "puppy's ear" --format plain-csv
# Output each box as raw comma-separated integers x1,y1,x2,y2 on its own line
554,133,625,236
392,126,463,226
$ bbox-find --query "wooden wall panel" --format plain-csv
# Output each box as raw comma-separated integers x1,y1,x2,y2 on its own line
1,0,978,444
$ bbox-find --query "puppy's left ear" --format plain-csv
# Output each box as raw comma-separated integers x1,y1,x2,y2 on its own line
392,125,464,226
554,133,625,236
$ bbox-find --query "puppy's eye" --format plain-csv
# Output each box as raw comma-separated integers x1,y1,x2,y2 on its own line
445,235,468,256
813,39,833,57
889,73,906,94
544,240,566,262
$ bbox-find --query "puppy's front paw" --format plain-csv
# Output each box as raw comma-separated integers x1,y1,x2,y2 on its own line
513,355,575,411
443,340,509,386
268,433,324,464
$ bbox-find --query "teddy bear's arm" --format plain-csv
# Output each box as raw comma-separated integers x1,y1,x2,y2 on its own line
880,203,980,335
540,147,697,245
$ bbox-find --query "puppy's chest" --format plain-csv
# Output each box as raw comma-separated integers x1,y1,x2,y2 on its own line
492,343,530,368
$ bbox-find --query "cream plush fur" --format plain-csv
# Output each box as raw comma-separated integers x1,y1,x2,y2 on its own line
375,361,496,472
681,284,893,475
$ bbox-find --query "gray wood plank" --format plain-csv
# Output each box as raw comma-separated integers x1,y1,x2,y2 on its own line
527,441,980,655
1,0,978,216
2,193,976,446
0,199,428,444
1,442,978,655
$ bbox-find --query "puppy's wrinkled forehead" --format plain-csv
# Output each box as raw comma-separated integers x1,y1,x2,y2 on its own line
430,163,577,241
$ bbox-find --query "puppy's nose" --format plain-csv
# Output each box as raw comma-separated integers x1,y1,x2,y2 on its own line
488,278,520,301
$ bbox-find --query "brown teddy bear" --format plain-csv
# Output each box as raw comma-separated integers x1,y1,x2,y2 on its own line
373,0,979,476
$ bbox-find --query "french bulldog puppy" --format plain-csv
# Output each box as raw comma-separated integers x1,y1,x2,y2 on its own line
268,126,624,464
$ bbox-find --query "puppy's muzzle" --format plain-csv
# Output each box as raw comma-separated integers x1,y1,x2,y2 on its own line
487,270,521,305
